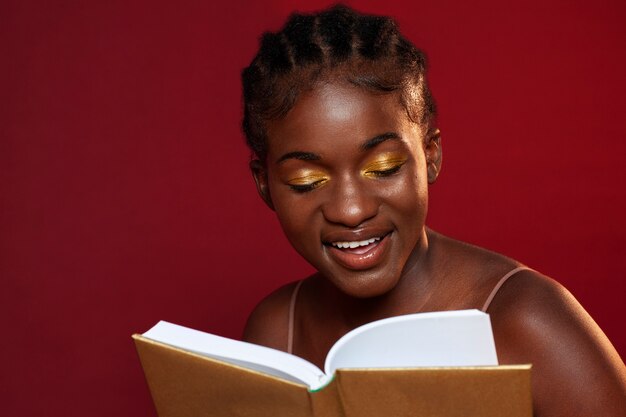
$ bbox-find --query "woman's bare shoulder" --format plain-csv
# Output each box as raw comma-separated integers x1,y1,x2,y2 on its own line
427,230,525,304
487,269,626,416
242,281,299,351
429,231,626,415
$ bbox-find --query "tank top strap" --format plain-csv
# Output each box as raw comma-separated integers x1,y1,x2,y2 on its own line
287,280,304,354
481,266,531,312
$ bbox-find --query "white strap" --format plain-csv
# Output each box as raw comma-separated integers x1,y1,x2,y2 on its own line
287,280,304,354
481,266,530,312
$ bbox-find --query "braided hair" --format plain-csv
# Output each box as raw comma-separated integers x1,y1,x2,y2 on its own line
242,5,436,161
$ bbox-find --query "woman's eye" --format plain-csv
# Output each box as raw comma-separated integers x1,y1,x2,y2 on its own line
363,160,406,178
366,164,403,177
362,154,407,178
288,179,327,193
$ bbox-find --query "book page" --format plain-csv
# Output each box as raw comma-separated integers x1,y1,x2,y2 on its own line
143,321,326,388
324,310,498,375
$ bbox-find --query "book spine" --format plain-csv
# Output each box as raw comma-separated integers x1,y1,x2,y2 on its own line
309,378,345,417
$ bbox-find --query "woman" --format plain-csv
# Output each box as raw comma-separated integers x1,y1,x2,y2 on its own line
241,5,626,416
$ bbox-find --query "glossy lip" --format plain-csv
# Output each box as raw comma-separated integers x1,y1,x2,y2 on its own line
323,232,392,271
322,226,391,245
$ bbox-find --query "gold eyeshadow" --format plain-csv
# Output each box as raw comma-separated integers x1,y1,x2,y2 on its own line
282,153,407,193
362,153,408,177
286,171,329,186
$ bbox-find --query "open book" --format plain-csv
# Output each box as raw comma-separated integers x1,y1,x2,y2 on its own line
140,309,498,391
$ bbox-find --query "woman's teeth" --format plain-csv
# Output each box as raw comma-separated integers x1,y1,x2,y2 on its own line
331,237,380,249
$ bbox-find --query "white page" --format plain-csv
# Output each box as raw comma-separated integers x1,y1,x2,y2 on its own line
324,310,498,375
143,321,325,388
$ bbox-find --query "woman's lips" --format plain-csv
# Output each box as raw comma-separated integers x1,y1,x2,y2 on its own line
325,233,390,270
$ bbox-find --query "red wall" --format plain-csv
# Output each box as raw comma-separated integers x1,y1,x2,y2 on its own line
2,1,625,415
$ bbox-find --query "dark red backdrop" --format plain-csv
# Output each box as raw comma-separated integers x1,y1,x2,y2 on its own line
2,1,625,416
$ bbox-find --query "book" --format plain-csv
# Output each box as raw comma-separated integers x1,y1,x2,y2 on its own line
140,309,497,390
133,309,532,417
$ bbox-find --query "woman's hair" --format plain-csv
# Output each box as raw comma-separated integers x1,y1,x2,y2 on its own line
242,4,436,161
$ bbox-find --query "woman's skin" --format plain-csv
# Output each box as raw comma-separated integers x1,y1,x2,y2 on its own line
244,81,626,416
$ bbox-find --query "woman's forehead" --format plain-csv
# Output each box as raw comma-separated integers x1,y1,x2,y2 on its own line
265,82,424,157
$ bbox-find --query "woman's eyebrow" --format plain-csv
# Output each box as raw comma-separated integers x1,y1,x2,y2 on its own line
276,132,401,163
361,132,402,151
276,151,321,164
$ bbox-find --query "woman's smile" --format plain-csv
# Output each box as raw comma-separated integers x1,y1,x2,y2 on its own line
324,232,391,271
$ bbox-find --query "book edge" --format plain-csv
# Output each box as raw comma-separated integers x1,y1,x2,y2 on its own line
132,334,313,389
323,309,496,374
141,321,326,385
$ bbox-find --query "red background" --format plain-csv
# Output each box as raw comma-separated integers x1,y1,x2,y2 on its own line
1,1,625,416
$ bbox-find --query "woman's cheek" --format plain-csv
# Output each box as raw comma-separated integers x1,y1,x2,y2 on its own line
274,196,315,244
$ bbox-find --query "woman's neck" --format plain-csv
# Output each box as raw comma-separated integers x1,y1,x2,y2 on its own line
319,227,437,330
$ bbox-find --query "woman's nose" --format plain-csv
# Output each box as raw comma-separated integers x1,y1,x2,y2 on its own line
321,177,378,228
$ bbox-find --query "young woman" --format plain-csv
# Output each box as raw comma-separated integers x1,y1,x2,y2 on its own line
240,5,626,416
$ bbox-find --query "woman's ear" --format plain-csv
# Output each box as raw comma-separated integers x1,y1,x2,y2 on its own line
425,128,442,184
250,159,275,210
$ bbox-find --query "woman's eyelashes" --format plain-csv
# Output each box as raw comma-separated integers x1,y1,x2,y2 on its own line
287,173,329,193
362,154,408,178
289,179,327,193
362,163,403,177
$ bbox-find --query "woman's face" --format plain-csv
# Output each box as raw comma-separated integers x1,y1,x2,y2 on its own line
253,82,440,298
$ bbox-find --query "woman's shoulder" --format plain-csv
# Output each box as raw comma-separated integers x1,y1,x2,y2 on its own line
430,231,605,332
242,280,299,350
427,230,526,307
431,232,626,414
430,231,620,354
489,267,626,415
